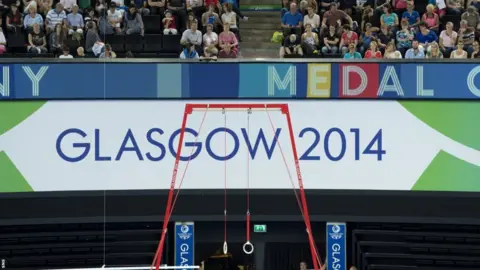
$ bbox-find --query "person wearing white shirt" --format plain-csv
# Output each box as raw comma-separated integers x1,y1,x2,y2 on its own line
60,0,76,12
59,46,74,58
303,5,320,32
107,2,123,32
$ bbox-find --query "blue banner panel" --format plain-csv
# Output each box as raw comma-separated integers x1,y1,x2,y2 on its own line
326,222,347,270
1,62,480,99
175,222,195,269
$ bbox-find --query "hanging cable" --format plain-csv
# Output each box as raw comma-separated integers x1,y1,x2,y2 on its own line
264,108,323,269
243,108,254,255
223,108,228,255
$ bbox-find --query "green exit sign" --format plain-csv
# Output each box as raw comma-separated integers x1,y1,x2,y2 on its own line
254,224,267,233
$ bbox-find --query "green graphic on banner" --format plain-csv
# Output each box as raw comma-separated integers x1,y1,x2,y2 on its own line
0,151,33,192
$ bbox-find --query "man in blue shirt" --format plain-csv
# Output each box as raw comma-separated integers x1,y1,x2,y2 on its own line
282,2,303,36
401,2,420,26
405,40,425,59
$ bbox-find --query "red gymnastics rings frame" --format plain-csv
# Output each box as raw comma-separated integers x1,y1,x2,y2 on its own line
151,103,323,270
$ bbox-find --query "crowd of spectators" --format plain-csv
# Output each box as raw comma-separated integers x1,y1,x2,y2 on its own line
279,0,480,59
0,0,245,58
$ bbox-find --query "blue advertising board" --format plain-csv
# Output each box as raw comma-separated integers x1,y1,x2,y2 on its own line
175,221,195,269
326,222,347,270
0,62,478,99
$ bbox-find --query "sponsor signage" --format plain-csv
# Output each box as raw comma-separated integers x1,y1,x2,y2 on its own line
0,101,479,193
175,222,195,269
0,63,479,99
326,222,347,270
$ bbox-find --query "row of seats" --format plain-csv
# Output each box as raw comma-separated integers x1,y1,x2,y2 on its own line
104,34,182,53
353,223,480,270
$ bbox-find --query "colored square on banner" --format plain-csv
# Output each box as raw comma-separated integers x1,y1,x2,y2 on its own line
239,63,307,98
187,64,240,98
339,63,379,98
307,64,331,98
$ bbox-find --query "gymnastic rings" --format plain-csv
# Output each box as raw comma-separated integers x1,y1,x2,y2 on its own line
223,241,228,255
243,241,255,255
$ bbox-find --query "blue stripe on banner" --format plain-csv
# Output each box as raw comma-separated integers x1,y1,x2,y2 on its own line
188,63,240,98
181,64,191,98
157,63,182,98
326,222,347,270
175,222,195,268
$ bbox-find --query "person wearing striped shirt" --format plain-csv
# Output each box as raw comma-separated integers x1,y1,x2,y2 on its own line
46,3,67,34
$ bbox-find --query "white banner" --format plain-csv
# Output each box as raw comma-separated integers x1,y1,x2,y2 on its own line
0,101,479,192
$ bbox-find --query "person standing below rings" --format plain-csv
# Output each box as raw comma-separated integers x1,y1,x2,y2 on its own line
167,0,187,31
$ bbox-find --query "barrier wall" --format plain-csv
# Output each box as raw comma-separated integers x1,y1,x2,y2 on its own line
0,60,479,99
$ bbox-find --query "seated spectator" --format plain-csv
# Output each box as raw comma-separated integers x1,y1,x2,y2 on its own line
124,4,144,35
166,0,187,31
201,45,218,60
458,19,475,54
201,4,221,32
221,3,240,37
147,0,165,16
181,20,202,53
301,23,320,55
98,9,115,34
396,20,414,55
450,39,468,58
95,0,106,13
359,23,376,54
111,0,127,13
24,6,43,32
384,41,403,58
60,0,77,13
34,0,50,17
186,0,204,18
67,5,85,39
299,0,308,15
422,4,439,32
203,23,218,55
7,4,23,33
426,41,443,57
377,23,394,53
218,22,238,58
471,41,480,57
186,10,197,29
128,0,150,16
380,5,399,32
364,40,383,58
85,8,100,27
163,10,178,34
281,0,290,17
402,2,420,27
50,23,66,55
306,0,318,13
405,39,425,58
46,3,68,34
321,25,340,54
416,21,438,49
470,0,480,10
28,23,48,54
280,33,302,57
218,0,247,21
461,6,480,30
393,0,408,14
77,46,86,57
343,43,362,58
282,2,303,36
361,7,375,32
59,45,74,58
339,24,358,55
439,21,457,57
304,5,320,32
321,2,353,31
99,43,117,58
447,0,464,14
180,42,200,58
107,2,123,33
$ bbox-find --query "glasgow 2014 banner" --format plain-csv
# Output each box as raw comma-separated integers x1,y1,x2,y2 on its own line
0,62,479,99
0,100,479,193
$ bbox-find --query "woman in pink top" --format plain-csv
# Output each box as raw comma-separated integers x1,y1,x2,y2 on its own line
364,40,383,58
218,23,238,58
422,4,439,32
439,21,457,56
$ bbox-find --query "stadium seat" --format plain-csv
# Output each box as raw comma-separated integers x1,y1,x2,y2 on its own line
104,35,125,53
7,33,27,48
125,35,144,53
162,34,181,53
143,34,162,52
135,53,159,58
143,15,162,34
65,37,83,55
